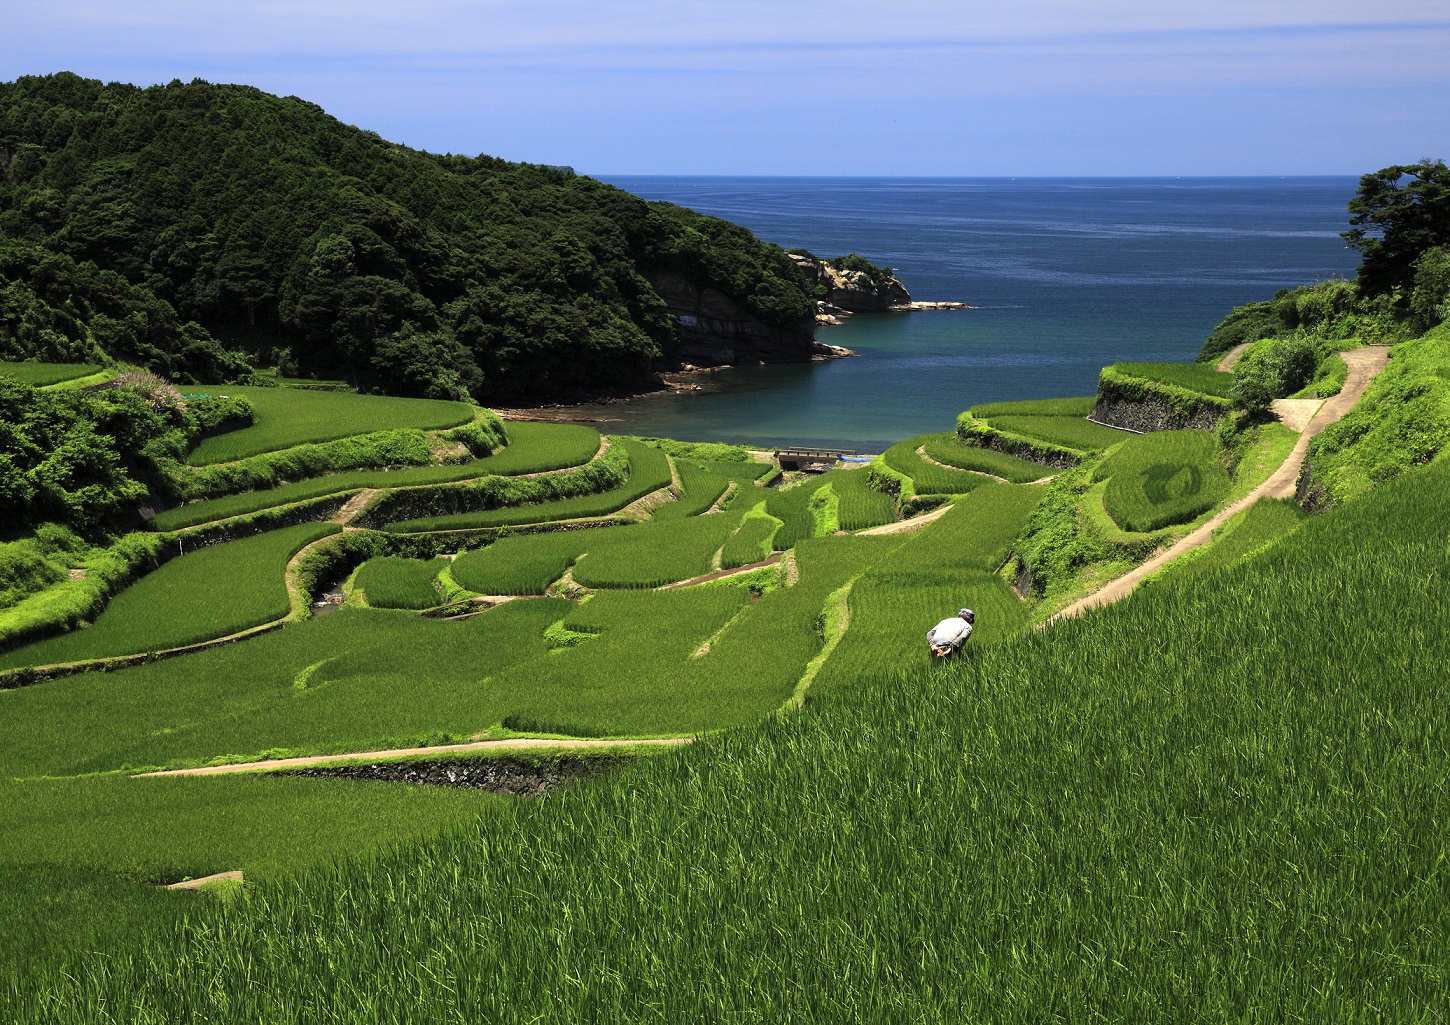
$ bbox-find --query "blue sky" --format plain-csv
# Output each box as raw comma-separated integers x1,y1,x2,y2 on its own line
5,1,1447,174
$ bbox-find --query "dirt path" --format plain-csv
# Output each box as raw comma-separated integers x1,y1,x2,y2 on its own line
660,554,782,589
1216,342,1253,372
857,504,953,536
134,736,693,778
1051,346,1389,621
331,489,378,524
167,870,243,890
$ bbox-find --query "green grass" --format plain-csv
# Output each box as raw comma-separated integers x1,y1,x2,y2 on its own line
151,422,601,530
719,508,782,569
493,535,904,737
452,532,596,595
354,556,450,609
1095,430,1231,533
15,455,1448,1020
0,523,337,669
0,361,102,387
0,600,572,777
816,484,1044,690
882,437,994,495
1154,498,1309,583
651,460,730,520
185,386,475,465
385,440,672,532
1110,361,1236,398
765,474,837,549
986,415,1128,453
829,469,897,529
572,514,743,589
967,395,1097,418
920,433,1051,483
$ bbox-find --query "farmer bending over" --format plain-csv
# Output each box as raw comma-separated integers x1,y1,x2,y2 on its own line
927,608,974,658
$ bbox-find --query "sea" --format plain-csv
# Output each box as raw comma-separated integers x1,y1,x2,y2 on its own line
584,176,1361,452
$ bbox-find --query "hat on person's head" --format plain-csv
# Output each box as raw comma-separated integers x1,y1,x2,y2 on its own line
960,608,974,618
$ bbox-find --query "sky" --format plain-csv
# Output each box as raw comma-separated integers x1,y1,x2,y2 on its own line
5,1,1448,175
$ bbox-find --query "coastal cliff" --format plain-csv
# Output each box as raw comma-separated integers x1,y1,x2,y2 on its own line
789,252,912,312
646,269,823,367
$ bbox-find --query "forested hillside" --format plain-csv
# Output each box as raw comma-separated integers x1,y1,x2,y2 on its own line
0,73,817,401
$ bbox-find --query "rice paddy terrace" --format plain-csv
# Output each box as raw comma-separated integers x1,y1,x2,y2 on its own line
2,336,1446,1019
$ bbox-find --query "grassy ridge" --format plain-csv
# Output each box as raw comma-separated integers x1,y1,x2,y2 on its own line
186,387,475,464
16,457,1447,1019
1095,430,1230,533
152,422,601,531
0,524,337,669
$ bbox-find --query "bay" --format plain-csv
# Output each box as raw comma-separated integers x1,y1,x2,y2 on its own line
585,176,1360,451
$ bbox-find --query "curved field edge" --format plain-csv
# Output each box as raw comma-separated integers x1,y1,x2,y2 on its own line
8,455,1449,1019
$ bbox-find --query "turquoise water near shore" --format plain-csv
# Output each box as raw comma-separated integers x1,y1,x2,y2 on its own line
587,177,1360,451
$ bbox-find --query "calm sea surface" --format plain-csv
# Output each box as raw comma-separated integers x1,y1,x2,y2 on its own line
587,177,1360,451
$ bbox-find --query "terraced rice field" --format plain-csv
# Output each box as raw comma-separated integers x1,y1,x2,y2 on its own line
385,441,672,532
1094,430,1230,533
0,523,337,669
985,415,1128,453
882,437,995,495
815,484,1045,689
0,362,103,387
1110,361,1236,398
151,422,601,530
185,387,475,464
967,396,1097,418
920,433,1050,483
354,556,450,609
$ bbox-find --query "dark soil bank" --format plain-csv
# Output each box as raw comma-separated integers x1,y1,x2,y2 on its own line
274,756,622,795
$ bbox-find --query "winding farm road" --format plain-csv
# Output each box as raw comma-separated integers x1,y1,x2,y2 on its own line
1051,345,1389,621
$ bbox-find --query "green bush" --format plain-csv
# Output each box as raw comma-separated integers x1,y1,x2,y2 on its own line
1231,335,1320,412
1303,324,1450,507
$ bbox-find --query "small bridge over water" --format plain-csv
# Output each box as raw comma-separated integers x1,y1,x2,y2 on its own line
775,447,858,472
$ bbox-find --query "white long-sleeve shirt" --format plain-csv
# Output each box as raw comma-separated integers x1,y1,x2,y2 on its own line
927,617,972,649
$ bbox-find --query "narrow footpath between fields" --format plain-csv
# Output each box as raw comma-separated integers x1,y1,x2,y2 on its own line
1051,345,1389,621
134,736,693,778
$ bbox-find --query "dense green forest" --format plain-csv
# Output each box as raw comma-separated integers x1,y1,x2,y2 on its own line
0,73,817,400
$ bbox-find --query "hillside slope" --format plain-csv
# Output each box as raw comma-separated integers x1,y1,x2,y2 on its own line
9,452,1447,1020
0,73,818,400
